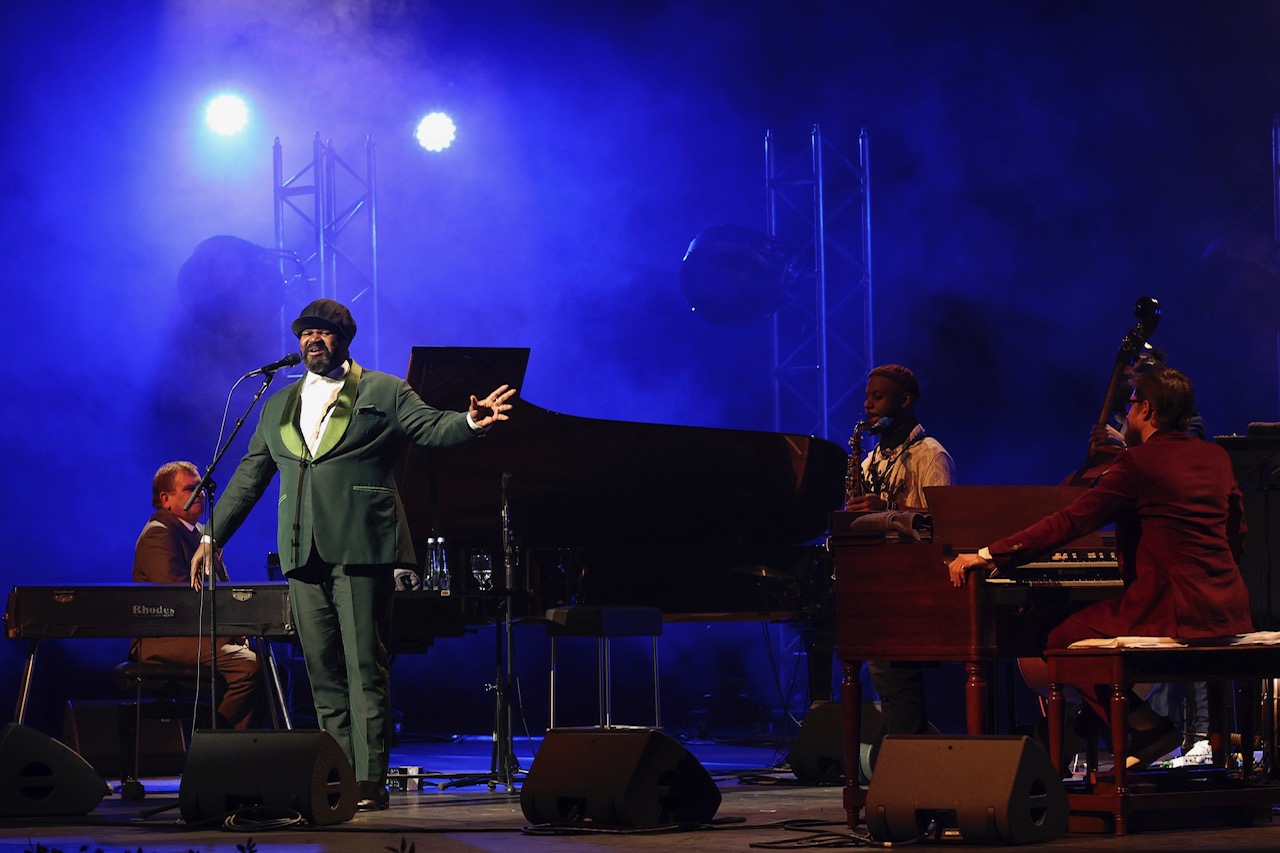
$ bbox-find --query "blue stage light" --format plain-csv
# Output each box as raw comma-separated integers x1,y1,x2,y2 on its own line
205,93,249,136
414,112,456,152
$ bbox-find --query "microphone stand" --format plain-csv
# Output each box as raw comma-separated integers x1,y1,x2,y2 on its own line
442,471,522,793
183,366,290,728
488,470,521,792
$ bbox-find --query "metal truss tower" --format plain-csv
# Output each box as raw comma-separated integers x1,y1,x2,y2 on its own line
273,133,381,368
765,125,873,442
1273,114,1280,246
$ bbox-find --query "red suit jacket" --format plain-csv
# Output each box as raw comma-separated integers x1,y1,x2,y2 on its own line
989,429,1253,641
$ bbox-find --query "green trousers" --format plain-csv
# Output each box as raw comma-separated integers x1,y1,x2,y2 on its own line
288,559,394,782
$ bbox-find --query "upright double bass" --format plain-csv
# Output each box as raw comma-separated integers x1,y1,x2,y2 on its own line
1063,295,1160,486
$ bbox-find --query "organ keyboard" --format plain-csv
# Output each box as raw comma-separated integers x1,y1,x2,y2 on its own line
991,548,1121,586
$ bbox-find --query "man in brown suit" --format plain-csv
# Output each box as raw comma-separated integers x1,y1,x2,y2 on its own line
133,460,262,729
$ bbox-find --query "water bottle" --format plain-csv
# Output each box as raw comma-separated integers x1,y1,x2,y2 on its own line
437,537,451,596
423,537,439,590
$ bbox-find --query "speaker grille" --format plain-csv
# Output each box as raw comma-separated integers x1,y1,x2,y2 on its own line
0,724,106,817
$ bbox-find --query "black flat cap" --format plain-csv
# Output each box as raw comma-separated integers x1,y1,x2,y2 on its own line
291,298,357,341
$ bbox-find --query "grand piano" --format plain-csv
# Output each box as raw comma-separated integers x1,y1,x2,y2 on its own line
396,347,847,620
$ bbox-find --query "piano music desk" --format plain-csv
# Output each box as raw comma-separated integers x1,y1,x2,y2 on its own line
1045,643,1280,835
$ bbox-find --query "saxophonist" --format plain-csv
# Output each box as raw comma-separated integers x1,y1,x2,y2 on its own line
845,364,955,514
846,364,956,741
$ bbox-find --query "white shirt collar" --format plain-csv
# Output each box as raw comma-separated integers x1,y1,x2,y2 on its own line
302,359,349,387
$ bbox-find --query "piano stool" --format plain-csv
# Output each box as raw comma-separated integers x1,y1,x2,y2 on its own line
112,659,209,800
545,606,663,729
1045,644,1280,835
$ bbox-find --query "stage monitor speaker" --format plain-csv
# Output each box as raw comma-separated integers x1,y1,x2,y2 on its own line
864,735,1067,844
178,729,355,826
520,727,721,827
0,723,106,816
789,700,884,785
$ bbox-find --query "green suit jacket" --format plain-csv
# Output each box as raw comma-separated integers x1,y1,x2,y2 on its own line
209,360,477,573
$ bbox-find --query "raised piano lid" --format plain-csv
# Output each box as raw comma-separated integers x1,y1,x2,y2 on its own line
396,346,848,552
925,484,1110,554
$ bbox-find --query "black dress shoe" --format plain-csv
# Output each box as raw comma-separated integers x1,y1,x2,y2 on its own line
1126,716,1182,770
356,780,390,811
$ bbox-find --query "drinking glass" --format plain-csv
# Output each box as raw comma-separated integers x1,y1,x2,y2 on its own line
469,552,494,591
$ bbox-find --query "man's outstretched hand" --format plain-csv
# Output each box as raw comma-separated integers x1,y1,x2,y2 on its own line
469,384,517,429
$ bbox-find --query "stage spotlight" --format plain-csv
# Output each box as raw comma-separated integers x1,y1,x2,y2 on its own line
205,93,249,136
679,225,791,326
178,235,287,339
415,112,456,152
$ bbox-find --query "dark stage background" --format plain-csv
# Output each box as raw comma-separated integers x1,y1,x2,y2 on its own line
2,1,1278,741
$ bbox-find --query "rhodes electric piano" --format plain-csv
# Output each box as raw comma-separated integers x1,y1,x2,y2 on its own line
6,583,293,725
396,347,847,621
832,485,1123,817
5,583,464,725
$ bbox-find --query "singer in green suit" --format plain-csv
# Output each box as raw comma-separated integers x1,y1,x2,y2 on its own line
191,298,515,811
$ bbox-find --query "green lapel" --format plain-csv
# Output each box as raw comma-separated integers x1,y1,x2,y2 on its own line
278,380,306,459
313,360,363,459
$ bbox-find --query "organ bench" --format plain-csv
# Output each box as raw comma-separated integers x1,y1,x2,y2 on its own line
1045,641,1280,834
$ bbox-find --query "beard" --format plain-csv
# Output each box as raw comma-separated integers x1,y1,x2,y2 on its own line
303,342,339,374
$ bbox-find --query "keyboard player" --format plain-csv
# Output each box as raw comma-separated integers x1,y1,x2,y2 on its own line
133,461,263,729
946,367,1253,770
847,364,956,738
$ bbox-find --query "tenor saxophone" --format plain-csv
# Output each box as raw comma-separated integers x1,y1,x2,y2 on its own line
846,420,867,501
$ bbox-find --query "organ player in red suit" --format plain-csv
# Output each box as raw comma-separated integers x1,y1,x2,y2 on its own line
132,460,263,729
946,367,1253,769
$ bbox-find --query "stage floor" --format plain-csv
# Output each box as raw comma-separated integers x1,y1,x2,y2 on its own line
1,733,1278,852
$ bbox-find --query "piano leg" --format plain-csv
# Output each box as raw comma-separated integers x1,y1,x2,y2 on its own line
964,661,988,735
841,659,865,825
13,640,37,725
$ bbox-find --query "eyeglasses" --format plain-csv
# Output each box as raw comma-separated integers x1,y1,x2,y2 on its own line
1127,396,1143,409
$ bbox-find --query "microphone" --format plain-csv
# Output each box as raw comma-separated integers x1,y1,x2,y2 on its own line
868,416,895,434
245,353,302,377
